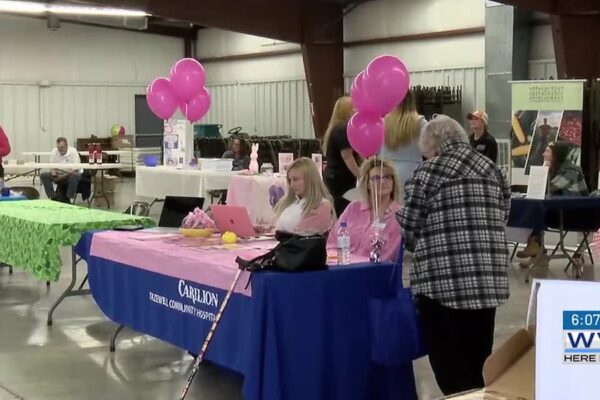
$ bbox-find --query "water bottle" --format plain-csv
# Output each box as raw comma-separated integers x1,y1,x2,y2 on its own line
336,222,351,265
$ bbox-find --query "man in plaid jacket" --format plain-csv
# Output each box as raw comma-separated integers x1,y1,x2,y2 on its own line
397,115,510,396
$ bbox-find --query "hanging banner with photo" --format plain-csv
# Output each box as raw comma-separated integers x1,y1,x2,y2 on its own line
510,80,585,184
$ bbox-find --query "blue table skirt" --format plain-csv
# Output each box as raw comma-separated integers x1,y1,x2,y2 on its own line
0,195,26,201
76,233,417,400
509,197,600,232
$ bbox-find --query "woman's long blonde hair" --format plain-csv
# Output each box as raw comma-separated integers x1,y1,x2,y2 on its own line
384,90,419,150
322,96,354,154
274,157,334,218
358,157,400,208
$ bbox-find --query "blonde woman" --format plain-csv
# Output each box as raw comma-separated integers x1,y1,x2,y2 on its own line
380,90,428,189
322,96,360,216
327,157,402,262
274,157,335,235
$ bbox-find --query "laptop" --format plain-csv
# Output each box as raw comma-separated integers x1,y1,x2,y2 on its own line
210,205,256,238
158,196,205,228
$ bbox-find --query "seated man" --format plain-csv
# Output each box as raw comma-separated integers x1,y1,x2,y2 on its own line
40,137,82,202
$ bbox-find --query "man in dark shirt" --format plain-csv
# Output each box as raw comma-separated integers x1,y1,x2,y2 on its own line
467,110,498,163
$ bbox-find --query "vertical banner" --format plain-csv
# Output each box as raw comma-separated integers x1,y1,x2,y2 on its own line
510,80,585,184
164,119,192,167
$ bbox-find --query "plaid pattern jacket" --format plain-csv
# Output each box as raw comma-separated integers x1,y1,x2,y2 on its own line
549,164,589,196
397,140,511,310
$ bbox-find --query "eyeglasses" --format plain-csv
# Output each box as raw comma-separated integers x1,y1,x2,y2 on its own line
369,174,393,183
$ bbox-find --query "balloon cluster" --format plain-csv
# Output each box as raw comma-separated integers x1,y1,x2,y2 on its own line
146,58,211,123
348,55,410,157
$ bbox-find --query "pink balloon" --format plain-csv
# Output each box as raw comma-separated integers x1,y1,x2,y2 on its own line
170,58,206,102
184,88,211,123
351,71,376,114
363,55,410,115
347,112,385,158
146,77,178,120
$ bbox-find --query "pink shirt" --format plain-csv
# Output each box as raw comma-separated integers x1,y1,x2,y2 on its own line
276,200,335,235
327,200,402,262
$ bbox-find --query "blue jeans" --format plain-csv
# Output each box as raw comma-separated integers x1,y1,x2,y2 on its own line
41,171,81,199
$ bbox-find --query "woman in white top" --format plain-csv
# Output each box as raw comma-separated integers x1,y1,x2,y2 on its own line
274,157,335,235
380,90,428,191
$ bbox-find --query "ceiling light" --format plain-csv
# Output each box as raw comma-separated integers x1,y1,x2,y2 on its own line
0,0,148,17
0,0,44,13
49,5,147,17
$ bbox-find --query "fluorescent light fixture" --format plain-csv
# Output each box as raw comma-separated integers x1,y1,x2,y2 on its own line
0,0,44,13
0,0,148,17
49,5,147,17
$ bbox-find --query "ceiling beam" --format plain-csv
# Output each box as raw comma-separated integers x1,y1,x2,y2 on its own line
495,0,600,14
75,0,305,42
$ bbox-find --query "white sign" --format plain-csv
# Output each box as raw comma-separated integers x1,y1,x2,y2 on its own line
526,165,549,199
312,153,322,177
535,280,600,399
163,119,193,167
278,153,294,173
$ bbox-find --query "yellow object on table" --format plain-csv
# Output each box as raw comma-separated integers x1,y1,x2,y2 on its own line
179,228,214,238
222,231,238,244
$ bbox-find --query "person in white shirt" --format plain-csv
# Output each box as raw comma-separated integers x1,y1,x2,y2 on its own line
40,137,82,202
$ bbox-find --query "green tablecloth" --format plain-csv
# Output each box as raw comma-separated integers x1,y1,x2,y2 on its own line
0,200,156,281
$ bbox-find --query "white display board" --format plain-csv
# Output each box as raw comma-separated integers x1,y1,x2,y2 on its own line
534,280,600,399
163,119,193,167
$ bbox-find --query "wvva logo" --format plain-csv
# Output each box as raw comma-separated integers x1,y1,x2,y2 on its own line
563,310,600,364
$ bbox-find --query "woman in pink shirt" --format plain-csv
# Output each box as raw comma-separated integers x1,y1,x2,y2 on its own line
274,157,335,235
327,157,402,262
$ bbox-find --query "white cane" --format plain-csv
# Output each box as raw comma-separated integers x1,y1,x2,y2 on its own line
178,268,245,400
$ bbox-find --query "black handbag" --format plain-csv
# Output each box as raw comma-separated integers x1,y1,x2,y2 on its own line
236,230,328,272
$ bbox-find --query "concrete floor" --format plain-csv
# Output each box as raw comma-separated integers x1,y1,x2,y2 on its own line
0,177,596,400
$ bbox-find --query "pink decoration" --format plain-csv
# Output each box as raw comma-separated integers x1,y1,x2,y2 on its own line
184,88,211,123
170,58,206,102
351,71,376,114
181,208,216,229
363,55,410,115
347,112,385,158
249,143,259,174
146,77,179,120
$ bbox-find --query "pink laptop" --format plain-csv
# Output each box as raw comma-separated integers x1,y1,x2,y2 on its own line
210,205,256,238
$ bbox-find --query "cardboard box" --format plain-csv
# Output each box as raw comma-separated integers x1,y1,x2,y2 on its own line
441,279,600,400
111,135,134,150
95,174,118,193
439,327,535,399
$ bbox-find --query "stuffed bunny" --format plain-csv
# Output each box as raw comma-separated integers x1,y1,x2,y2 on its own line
249,143,259,174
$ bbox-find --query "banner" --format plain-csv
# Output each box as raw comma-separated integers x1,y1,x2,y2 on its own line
510,80,585,184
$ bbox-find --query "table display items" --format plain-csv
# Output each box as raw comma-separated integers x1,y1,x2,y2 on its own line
180,208,216,237
336,221,351,265
249,143,259,174
260,163,274,176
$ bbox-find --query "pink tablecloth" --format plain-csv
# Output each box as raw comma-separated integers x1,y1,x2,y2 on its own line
226,175,287,225
90,231,279,296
